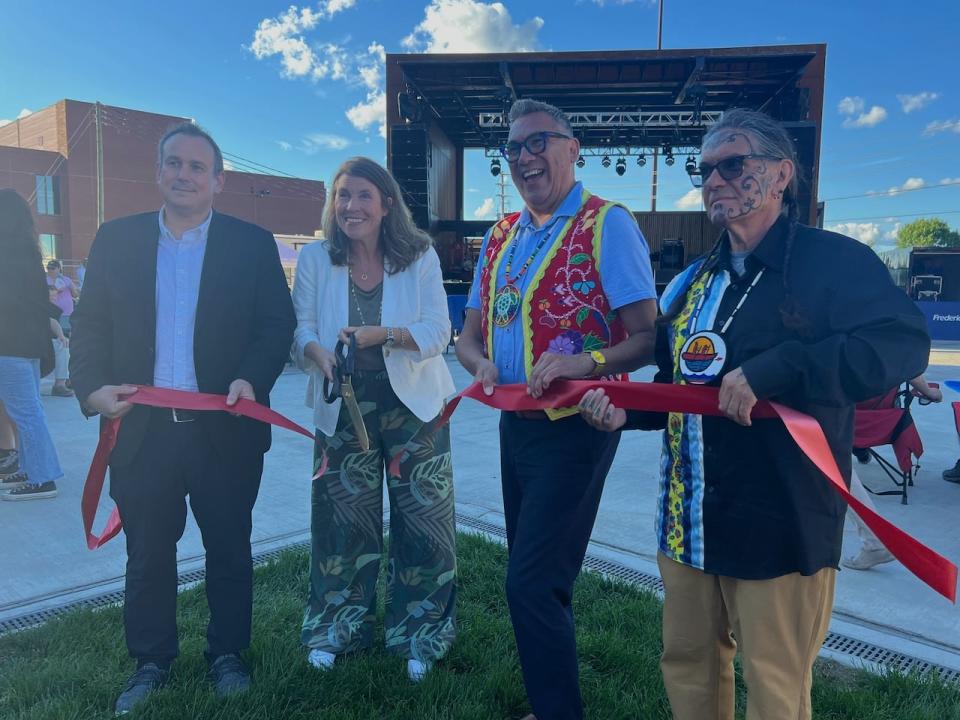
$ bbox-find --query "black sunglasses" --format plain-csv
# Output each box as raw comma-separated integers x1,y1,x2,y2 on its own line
689,154,782,188
500,131,574,163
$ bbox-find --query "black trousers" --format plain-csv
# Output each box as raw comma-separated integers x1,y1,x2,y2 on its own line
109,409,263,665
499,412,621,720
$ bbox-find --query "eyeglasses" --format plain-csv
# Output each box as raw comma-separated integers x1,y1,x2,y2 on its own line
689,154,782,188
500,132,574,163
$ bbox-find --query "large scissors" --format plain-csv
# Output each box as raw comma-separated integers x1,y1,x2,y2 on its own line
322,334,371,451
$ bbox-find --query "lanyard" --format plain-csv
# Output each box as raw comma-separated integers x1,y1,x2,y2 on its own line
689,266,765,335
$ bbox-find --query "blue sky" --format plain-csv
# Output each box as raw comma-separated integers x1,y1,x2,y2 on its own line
2,0,958,250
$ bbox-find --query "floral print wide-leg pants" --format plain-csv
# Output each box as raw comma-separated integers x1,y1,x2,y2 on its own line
301,369,456,662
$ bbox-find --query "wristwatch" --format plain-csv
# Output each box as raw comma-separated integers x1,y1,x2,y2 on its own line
385,327,396,347
587,349,607,376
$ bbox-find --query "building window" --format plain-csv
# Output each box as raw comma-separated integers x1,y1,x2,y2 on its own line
35,175,60,215
38,234,58,259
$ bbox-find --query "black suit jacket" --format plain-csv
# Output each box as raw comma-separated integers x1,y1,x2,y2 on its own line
70,211,296,466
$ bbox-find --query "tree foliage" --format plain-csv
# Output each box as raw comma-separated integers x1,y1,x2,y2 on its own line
896,218,960,248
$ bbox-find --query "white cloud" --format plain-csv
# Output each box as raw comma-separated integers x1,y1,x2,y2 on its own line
844,106,887,128
924,118,960,135
585,0,643,5
356,42,385,91
346,90,386,138
402,0,544,53
897,91,939,113
323,0,357,16
310,43,350,81
249,6,322,77
473,197,496,218
867,177,926,197
884,223,902,242
223,158,238,171
248,3,355,80
837,96,864,116
828,222,882,246
300,132,351,153
674,188,703,211
940,177,960,185
838,96,886,128
0,108,34,127
277,140,293,151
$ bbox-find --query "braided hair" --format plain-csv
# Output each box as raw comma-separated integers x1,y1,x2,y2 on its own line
659,109,807,333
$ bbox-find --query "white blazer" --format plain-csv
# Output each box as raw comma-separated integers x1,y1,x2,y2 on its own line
292,241,456,437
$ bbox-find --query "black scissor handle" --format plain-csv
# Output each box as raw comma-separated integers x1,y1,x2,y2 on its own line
321,335,357,404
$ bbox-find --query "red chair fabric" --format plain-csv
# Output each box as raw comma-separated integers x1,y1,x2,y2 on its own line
853,383,923,502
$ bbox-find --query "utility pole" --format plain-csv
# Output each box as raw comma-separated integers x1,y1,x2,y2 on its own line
651,0,664,212
95,101,104,226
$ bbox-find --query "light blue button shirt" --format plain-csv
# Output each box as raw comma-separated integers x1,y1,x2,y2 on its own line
153,209,211,391
466,182,656,384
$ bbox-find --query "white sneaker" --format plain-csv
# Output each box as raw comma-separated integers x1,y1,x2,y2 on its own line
842,547,895,571
407,659,431,682
307,649,336,670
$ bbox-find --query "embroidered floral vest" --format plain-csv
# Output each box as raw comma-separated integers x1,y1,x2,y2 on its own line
479,189,628,418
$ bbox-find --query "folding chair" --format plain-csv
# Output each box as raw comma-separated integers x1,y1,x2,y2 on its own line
852,382,926,504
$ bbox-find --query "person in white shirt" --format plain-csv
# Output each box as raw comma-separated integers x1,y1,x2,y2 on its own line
292,156,456,683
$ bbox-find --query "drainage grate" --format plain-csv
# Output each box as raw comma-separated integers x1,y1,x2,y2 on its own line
821,632,960,684
2,514,958,687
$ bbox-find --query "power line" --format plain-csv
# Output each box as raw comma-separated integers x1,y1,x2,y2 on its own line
821,180,960,203
825,210,960,223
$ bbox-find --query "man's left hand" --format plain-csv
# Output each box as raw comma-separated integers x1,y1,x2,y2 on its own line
718,367,757,426
226,379,256,407
527,352,595,398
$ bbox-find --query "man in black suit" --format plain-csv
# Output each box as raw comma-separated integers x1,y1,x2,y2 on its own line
70,122,296,714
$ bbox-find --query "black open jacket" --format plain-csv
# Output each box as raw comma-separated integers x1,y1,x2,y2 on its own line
627,217,930,579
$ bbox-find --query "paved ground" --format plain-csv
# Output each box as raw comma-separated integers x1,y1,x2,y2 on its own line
2,350,959,672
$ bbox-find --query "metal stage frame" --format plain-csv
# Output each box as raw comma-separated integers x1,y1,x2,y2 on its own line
384,45,826,280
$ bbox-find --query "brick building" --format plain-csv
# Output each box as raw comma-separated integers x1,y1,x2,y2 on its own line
0,99,325,261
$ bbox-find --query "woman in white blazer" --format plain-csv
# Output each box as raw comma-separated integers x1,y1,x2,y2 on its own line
292,157,456,683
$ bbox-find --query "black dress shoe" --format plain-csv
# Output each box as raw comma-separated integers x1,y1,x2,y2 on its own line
207,653,251,697
114,663,169,715
944,460,960,483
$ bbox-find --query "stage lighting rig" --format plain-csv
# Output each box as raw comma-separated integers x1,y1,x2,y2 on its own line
490,158,501,176
684,155,697,175
576,155,585,168
637,154,647,167
664,147,675,166
615,157,626,176
601,155,611,168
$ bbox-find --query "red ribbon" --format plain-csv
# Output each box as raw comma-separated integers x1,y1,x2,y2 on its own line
435,380,958,603
81,386,313,550
81,382,957,603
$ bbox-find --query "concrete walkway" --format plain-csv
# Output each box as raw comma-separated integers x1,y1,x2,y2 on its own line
1,354,959,672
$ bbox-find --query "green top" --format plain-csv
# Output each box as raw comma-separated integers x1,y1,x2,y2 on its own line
349,280,386,371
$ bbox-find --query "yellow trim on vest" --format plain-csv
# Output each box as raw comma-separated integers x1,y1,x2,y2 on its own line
483,219,521,358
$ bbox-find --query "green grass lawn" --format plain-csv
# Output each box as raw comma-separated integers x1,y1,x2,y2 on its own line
1,532,958,719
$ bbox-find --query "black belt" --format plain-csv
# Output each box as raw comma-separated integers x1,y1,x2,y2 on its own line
157,407,201,423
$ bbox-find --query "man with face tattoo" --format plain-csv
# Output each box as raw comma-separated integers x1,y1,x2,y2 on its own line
577,109,929,720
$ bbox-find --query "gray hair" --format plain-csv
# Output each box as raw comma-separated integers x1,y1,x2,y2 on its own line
157,121,224,175
507,99,574,135
702,109,799,216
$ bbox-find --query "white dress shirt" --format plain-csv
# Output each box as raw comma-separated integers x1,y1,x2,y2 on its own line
153,209,211,391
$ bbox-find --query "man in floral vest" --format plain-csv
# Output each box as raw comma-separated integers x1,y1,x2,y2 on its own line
456,99,657,720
